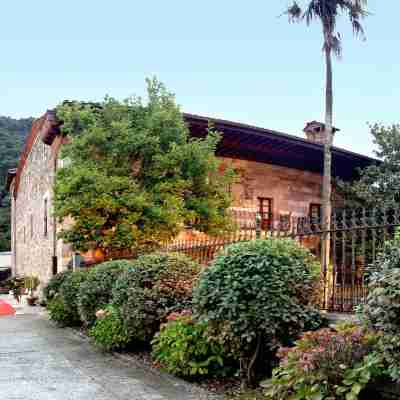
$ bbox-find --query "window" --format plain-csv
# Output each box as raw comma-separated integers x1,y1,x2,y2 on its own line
279,213,292,231
44,198,48,237
23,227,26,244
309,203,322,223
30,214,34,239
258,197,273,230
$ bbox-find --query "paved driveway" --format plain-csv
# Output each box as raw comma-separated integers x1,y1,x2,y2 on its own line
0,313,206,400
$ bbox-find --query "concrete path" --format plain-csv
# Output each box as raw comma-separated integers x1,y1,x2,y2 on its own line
0,313,207,400
0,293,37,315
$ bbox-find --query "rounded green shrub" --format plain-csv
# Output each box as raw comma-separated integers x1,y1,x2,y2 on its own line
48,296,71,326
362,267,400,333
77,260,133,327
48,270,88,326
193,238,321,385
152,311,233,378
111,252,200,343
43,270,72,302
89,306,130,351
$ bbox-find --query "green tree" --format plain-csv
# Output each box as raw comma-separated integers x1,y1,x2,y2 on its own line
54,78,235,254
340,123,400,206
0,116,33,251
285,0,368,266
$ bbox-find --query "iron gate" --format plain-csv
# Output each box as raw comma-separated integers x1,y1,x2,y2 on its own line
164,207,400,312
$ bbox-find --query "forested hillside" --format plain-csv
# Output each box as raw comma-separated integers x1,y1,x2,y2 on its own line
0,116,33,251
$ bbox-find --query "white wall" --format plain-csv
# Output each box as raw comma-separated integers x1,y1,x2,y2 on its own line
0,252,11,269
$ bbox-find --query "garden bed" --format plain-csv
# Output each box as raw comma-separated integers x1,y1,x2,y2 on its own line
42,238,400,400
64,323,226,399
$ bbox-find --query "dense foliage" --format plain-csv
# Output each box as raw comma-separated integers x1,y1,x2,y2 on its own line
193,238,321,385
0,116,32,251
59,270,87,313
339,123,400,207
111,252,200,343
54,78,235,254
362,268,400,334
77,260,132,327
47,297,72,327
89,306,130,351
361,234,400,382
43,270,72,302
152,311,232,378
48,270,88,326
263,325,383,400
3,276,25,300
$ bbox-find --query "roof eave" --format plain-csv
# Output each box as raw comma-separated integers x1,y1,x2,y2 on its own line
41,110,62,145
183,113,380,166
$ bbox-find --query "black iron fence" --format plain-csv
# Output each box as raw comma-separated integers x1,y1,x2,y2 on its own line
163,207,400,312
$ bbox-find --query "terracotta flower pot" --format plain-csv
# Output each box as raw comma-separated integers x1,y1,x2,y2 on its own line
82,248,105,264
94,248,105,262
27,296,38,306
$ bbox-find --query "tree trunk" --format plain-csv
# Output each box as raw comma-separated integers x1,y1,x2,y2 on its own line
322,39,333,308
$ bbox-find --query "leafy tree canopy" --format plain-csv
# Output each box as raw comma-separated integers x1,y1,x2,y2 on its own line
54,78,235,253
339,123,400,207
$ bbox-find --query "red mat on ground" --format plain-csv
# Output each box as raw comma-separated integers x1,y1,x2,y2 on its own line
0,299,15,316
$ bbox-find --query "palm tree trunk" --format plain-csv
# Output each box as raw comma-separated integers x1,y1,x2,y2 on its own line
322,40,333,308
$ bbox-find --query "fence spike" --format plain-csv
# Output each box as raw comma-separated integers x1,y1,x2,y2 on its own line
162,206,400,312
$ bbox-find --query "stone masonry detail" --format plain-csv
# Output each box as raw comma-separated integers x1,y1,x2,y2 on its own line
13,134,57,290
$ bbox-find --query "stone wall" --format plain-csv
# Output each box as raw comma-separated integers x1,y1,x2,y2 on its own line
13,133,61,290
222,157,323,218
11,137,326,286
10,182,16,277
177,157,325,255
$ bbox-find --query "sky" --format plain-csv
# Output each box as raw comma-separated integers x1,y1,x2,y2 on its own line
0,0,396,158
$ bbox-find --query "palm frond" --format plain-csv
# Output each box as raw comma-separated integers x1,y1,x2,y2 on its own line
331,35,343,58
304,0,320,25
339,0,369,37
284,0,368,55
323,33,342,59
351,18,366,39
347,0,369,39
285,1,303,22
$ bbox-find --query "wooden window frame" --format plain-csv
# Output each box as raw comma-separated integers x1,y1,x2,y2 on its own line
258,197,273,230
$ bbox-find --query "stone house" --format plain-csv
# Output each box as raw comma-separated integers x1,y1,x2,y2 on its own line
6,111,377,289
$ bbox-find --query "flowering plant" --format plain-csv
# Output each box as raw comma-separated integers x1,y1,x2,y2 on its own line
262,324,383,400
166,309,192,321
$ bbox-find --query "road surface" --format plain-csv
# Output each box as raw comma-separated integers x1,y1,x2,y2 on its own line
0,311,206,400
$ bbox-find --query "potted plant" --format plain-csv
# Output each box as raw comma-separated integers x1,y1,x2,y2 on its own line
5,277,25,303
25,276,40,306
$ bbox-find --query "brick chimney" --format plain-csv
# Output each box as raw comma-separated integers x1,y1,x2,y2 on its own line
303,121,340,144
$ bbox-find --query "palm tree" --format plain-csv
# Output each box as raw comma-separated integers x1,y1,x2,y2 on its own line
285,0,368,290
